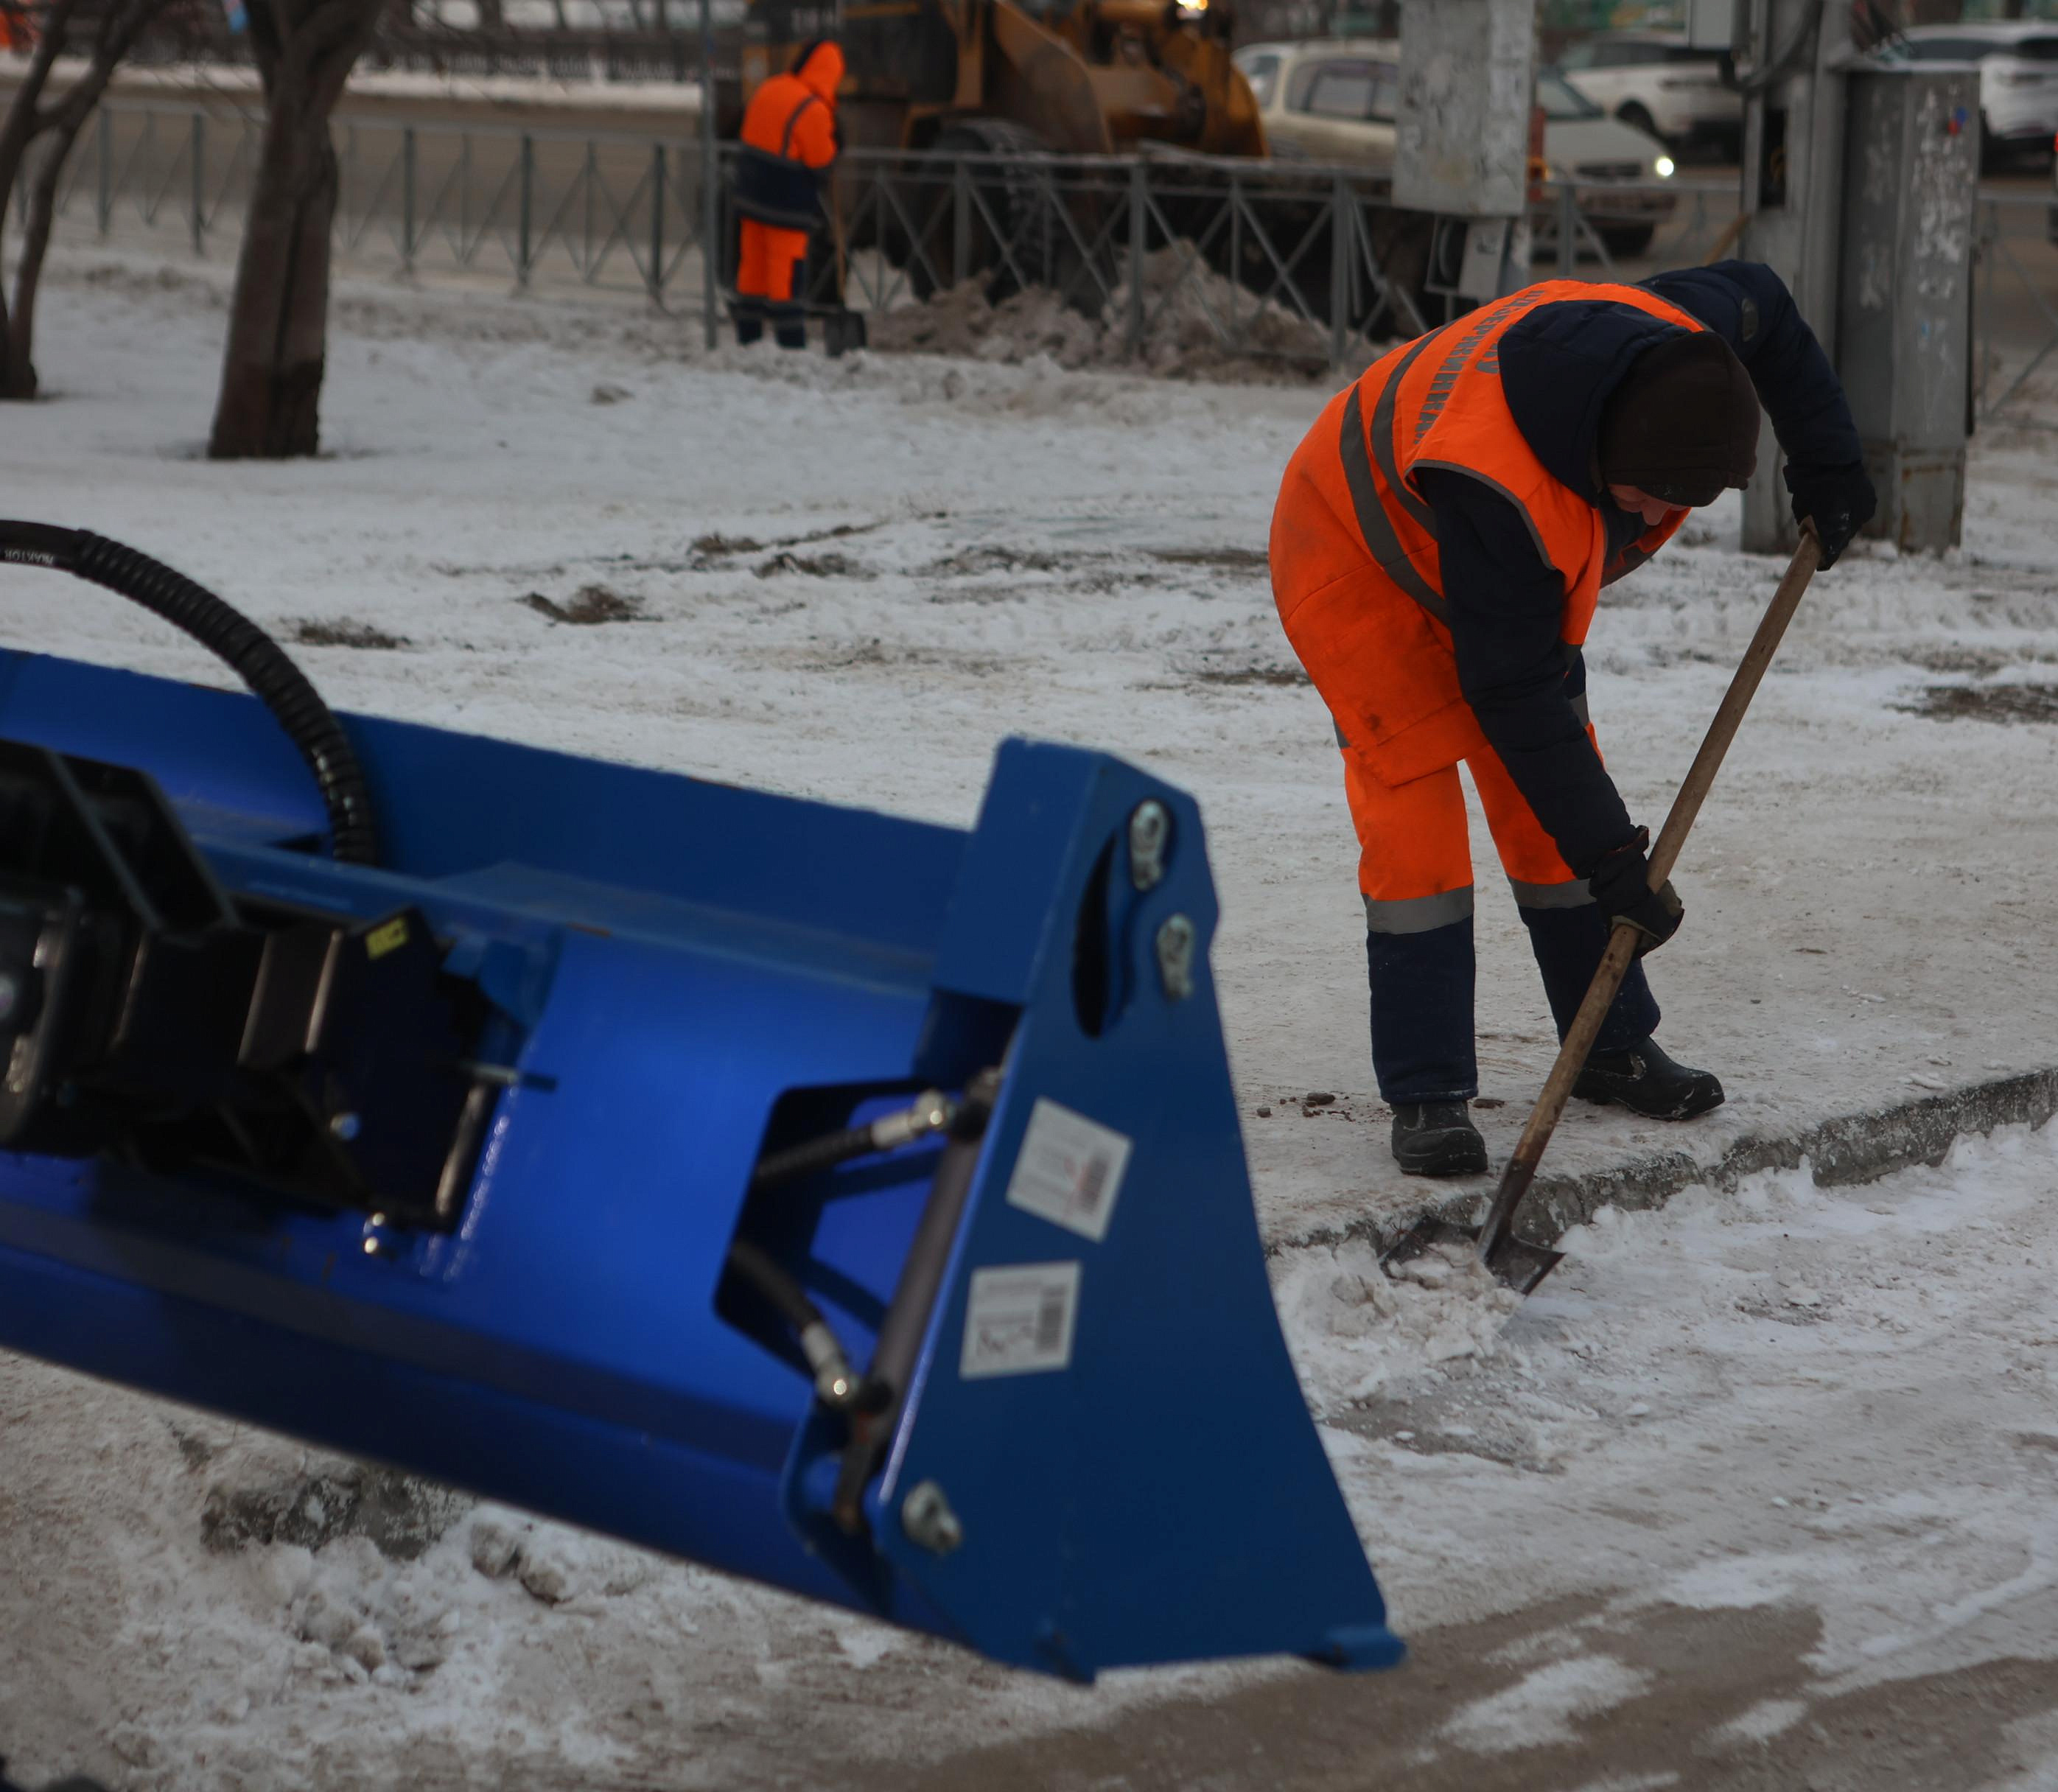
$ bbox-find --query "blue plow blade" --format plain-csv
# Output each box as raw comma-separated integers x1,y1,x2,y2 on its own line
0,648,1401,1682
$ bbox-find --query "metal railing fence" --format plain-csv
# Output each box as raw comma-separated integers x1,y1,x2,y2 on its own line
1976,191,2058,424
13,97,2056,405
35,102,716,304
821,147,1441,368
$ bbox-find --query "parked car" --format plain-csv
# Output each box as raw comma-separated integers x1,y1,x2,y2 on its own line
1556,29,1740,158
1891,22,2058,169
1232,41,1679,256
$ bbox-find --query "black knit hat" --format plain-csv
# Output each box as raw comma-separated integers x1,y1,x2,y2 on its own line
1596,332,1760,508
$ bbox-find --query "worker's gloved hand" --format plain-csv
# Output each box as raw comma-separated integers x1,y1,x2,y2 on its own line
1785,460,1877,569
1586,827,1684,957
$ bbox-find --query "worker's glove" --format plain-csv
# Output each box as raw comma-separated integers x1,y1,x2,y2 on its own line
1784,460,1876,570
1586,827,1683,957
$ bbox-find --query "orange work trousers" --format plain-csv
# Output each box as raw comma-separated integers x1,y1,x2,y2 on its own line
737,219,809,304
1344,726,1594,935
1343,721,1659,1103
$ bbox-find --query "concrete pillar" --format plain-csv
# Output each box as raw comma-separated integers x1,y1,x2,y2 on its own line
1737,0,1852,553
1394,0,1538,305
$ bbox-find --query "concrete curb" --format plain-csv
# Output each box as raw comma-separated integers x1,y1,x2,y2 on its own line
1267,1067,2058,1258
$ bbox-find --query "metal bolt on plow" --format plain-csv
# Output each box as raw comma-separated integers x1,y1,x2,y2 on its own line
901,1479,964,1555
1155,914,1197,1001
1128,799,1169,890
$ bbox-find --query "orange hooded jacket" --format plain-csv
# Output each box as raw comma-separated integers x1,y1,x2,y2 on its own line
735,42,845,231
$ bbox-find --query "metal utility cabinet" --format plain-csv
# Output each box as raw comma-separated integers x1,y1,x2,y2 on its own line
1394,0,1537,306
1835,65,1980,553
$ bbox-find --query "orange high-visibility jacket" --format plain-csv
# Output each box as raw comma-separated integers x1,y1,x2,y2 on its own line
734,43,844,231
1272,280,1704,787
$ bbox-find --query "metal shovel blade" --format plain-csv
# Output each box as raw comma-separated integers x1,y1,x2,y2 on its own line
1378,1214,1565,1297
824,309,868,358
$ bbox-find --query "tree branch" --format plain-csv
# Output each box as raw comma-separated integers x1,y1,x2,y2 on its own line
12,0,82,141
39,0,174,140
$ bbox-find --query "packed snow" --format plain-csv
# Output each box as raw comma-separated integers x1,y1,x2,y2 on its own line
1,248,2057,1788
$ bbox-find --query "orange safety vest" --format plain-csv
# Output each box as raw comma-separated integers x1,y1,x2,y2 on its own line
1272,280,1704,786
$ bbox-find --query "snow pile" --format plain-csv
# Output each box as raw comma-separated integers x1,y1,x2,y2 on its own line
865,278,1107,368
1438,1653,1653,1754
1337,1122,2058,1667
1110,245,1373,382
1272,1236,1520,1416
865,243,1364,382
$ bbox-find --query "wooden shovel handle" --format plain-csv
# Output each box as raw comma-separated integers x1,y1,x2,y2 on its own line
1478,529,1822,1264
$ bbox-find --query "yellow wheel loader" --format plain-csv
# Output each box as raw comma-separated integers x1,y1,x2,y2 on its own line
741,0,1267,158
735,0,1267,307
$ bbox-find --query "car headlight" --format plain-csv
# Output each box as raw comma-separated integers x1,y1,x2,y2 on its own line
1653,155,1676,179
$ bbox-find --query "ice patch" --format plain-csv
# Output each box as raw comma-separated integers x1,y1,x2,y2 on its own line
832,1619,903,1670
1441,1655,1653,1754
1717,1697,1810,1744
1663,1551,1855,1616
1567,1776,1682,1792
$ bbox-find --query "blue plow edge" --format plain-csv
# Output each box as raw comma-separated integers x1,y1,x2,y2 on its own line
0,648,1401,1682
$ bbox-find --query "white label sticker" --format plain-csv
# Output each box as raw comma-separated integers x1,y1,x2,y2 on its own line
959,1261,1081,1379
1004,1098,1133,1243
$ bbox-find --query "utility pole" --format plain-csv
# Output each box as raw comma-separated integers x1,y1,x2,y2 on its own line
1394,0,1537,315
1717,0,1977,555
1731,0,1853,553
700,0,718,350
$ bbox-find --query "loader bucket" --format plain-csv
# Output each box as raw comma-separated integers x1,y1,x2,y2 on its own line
0,648,1401,1681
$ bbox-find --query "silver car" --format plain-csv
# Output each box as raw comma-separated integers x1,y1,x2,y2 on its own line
1233,41,1679,256
1556,29,1742,158
1894,22,2058,169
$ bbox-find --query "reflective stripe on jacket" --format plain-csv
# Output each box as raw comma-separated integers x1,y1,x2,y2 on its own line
1271,279,1702,785
734,46,842,230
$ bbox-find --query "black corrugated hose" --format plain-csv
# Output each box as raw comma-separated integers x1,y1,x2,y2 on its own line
0,522,378,865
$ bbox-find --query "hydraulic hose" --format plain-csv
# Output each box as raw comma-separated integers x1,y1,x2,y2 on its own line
0,522,377,865
725,1237,867,1411
750,1088,959,1191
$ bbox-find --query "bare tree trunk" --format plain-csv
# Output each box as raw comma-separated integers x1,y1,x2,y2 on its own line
0,0,170,399
6,136,71,399
209,87,340,455
0,5,74,394
207,0,381,459
5,21,161,398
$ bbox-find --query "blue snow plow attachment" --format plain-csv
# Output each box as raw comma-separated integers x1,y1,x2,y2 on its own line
0,525,1401,1681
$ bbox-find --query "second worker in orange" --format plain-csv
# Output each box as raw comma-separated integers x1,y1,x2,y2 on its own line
732,41,845,350
1271,262,1875,1177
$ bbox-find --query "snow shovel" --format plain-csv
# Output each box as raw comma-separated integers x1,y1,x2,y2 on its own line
1382,529,1824,1295
822,172,867,358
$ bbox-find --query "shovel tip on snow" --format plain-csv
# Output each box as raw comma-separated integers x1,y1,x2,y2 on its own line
1378,1214,1565,1298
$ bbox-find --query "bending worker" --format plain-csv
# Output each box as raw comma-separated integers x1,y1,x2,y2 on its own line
732,40,845,349
1271,262,1874,1177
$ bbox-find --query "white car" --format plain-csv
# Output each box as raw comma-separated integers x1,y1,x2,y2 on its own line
1556,29,1741,158
1893,22,2058,169
1233,41,1679,256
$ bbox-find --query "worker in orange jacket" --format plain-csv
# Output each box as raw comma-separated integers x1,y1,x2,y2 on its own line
732,40,845,350
1272,265,1875,1177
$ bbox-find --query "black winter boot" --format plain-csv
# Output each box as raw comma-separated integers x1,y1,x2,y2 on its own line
1390,1100,1489,1177
1573,1037,1724,1120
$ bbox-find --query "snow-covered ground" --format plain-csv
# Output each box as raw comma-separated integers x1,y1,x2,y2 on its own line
2,251,2057,1789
